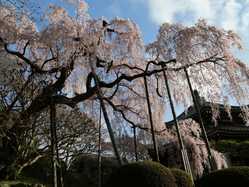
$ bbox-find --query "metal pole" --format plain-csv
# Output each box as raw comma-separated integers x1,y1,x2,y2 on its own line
162,66,193,182
50,102,57,187
184,67,216,171
143,76,160,162
133,126,138,161
98,105,102,187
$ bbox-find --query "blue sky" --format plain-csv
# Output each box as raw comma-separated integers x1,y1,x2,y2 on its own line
86,0,158,44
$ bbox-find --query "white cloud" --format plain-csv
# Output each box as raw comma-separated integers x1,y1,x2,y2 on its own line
222,0,242,31
147,0,214,24
241,9,249,32
143,0,249,34
128,0,249,63
190,0,213,19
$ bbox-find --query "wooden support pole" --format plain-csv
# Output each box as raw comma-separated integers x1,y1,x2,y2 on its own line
184,67,216,171
132,126,138,161
143,76,160,162
52,105,64,187
162,66,193,182
98,105,102,187
50,102,58,187
98,94,122,165
89,61,122,166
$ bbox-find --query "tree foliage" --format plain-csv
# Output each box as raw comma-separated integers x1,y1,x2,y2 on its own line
154,119,228,178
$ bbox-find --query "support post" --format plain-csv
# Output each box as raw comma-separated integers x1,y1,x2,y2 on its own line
143,76,160,162
184,67,216,171
50,102,58,187
53,106,64,187
89,62,122,166
132,126,138,161
98,94,122,165
162,65,193,182
98,106,102,187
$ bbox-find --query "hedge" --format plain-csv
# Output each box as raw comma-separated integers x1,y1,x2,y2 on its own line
105,161,176,187
66,154,119,187
197,166,249,187
170,168,193,187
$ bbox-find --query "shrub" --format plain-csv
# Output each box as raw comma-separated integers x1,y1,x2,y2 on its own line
20,156,53,184
197,166,249,187
66,154,119,187
0,179,44,187
170,168,193,187
20,156,66,187
105,160,176,187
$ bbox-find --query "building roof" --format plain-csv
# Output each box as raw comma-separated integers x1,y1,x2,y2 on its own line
165,91,249,140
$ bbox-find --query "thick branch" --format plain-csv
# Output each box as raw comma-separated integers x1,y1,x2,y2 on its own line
52,56,225,108
1,38,60,74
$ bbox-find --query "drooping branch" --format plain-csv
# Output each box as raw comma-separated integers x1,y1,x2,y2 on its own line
104,97,143,128
6,72,34,112
103,93,168,134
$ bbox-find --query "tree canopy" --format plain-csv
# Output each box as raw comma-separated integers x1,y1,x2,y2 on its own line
0,0,248,131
